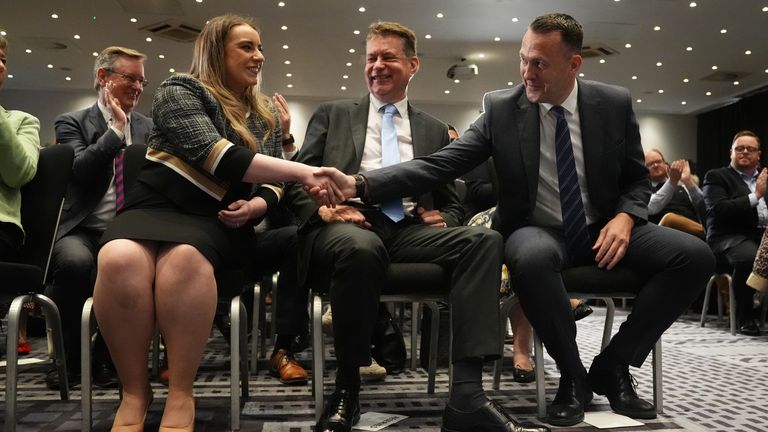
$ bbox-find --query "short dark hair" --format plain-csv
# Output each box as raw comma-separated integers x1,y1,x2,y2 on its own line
367,21,417,57
732,130,761,147
529,13,583,55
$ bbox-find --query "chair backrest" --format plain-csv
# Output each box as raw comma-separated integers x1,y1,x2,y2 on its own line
18,145,74,279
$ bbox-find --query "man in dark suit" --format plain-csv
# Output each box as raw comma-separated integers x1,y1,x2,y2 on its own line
644,149,705,237
703,130,766,336
47,46,153,389
318,13,713,427
289,21,548,432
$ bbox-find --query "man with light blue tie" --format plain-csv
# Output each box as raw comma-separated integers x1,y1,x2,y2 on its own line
287,21,548,432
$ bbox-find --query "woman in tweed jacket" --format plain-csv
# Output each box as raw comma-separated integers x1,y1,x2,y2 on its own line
93,15,339,431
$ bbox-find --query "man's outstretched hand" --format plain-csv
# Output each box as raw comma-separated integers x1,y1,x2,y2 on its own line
305,167,356,207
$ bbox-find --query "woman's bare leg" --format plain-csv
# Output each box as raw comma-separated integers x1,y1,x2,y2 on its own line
510,302,533,370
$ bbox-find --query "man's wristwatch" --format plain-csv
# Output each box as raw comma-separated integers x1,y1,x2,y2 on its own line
281,134,295,146
352,174,367,198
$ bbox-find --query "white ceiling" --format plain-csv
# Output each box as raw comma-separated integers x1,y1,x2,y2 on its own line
3,0,768,114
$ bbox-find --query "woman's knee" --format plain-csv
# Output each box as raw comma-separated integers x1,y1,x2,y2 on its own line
157,244,215,284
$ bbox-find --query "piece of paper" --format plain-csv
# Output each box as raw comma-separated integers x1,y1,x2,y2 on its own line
584,411,645,429
352,412,408,431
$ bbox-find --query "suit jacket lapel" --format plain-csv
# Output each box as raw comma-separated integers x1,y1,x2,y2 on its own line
577,81,605,198
350,95,369,168
516,93,541,207
87,103,108,136
409,104,428,158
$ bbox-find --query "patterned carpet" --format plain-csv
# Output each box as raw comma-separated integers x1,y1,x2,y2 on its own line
1,306,767,432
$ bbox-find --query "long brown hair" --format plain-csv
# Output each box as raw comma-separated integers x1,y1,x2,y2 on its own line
189,14,275,150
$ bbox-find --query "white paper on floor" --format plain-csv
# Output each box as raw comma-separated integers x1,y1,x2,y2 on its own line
352,412,408,431
584,412,644,428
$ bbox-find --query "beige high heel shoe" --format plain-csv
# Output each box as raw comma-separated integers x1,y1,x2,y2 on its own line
158,403,195,431
110,387,153,432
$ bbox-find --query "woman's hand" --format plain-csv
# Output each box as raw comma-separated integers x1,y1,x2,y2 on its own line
218,197,267,228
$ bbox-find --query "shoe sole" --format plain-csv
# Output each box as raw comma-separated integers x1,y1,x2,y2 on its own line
610,407,657,419
546,414,584,427
269,370,308,385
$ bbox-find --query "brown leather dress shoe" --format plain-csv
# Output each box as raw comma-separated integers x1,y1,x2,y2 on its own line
269,349,308,385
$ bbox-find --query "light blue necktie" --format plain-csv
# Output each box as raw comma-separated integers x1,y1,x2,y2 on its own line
380,104,405,222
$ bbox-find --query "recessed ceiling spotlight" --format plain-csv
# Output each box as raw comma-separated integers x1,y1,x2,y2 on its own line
158,54,165,59
632,75,637,80
656,61,663,67
689,2,697,7
65,76,71,81
712,65,718,70
681,101,687,105
683,78,689,83
494,36,501,42
0,31,6,36
636,99,642,103
512,17,519,22
478,53,485,58
720,28,727,34
346,62,352,67
47,64,53,69
284,60,291,65
341,86,347,90
706,91,712,95
282,45,289,49
763,6,768,12
92,52,98,56
507,81,514,86
51,13,59,19
286,73,292,77
444,90,450,94
73,34,80,39
169,68,175,73
686,46,693,51
281,25,288,30
454,79,460,83
745,50,752,55
425,34,432,39
196,0,203,3
579,73,585,77
658,89,664,93
733,81,740,85
625,43,632,48
348,48,355,53
130,18,137,23
436,12,444,18
145,37,152,42
358,7,365,12
653,25,661,31
599,59,606,64
287,83,293,88
342,75,349,79
765,68,768,73
25,49,31,54
7,74,12,78
278,2,286,6
353,30,360,35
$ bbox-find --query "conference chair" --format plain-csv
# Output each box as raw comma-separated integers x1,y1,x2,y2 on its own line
2,144,74,432
699,257,736,335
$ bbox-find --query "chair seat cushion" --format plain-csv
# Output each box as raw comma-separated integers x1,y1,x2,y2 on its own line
562,265,645,296
0,262,44,296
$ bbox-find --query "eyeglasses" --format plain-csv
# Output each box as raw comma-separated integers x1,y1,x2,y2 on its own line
105,68,149,87
645,160,665,168
732,145,760,154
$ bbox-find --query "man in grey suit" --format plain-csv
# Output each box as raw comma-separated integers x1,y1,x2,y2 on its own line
289,21,547,432
47,46,153,389
318,13,714,427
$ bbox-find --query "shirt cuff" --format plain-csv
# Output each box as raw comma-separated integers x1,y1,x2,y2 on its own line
110,126,125,141
749,193,758,207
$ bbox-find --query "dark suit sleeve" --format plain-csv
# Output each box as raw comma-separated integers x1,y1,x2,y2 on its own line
614,94,650,221
55,110,125,188
703,168,754,221
426,129,464,227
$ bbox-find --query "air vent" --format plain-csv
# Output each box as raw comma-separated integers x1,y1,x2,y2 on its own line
141,20,200,43
581,43,618,58
700,71,750,82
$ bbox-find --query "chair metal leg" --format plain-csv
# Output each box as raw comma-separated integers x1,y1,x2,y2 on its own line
424,302,439,394
230,296,242,431
761,294,768,328
35,294,69,400
727,275,736,335
410,302,419,371
312,295,324,421
239,299,249,401
533,331,546,420
493,295,517,390
700,276,715,327
271,272,279,346
4,296,23,432
251,282,261,372
81,297,95,432
601,298,615,349
652,337,663,414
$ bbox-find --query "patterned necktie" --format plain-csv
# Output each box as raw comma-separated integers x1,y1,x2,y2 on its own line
380,104,405,222
114,149,126,214
551,105,591,260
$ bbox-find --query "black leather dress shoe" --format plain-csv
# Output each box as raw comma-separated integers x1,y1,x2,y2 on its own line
315,389,361,432
442,399,550,432
588,355,656,419
512,367,535,383
45,365,78,391
737,319,761,336
93,358,119,389
572,301,594,322
546,376,592,426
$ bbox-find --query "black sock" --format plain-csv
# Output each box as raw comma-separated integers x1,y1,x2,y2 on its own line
449,357,487,411
335,364,361,395
272,334,295,354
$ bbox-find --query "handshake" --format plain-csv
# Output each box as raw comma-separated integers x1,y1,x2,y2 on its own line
302,167,359,207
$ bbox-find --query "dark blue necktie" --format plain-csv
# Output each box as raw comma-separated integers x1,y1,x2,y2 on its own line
380,104,405,222
551,105,591,260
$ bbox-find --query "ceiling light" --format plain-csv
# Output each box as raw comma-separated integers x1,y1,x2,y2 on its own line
436,13,444,18
358,7,365,12
65,76,71,81
425,34,432,39
47,64,53,69
765,69,768,73
512,17,519,23
636,99,642,103
764,6,768,12
454,79,460,83
73,34,80,39
625,43,632,48
25,49,31,54
632,75,637,80
342,75,348,79
689,2,697,7
653,26,661,31
130,18,137,23
658,89,664,93
346,62,352,67
706,91,712,95
286,73,292,77
599,59,606,64
145,37,152,42
683,78,689,83
720,29,727,34
745,50,752,55
444,90,450,94
278,2,286,6
287,83,293,88
734,81,740,85
169,68,175,73
656,61,663,66
284,60,291,64
579,73,585,77
282,45,289,49
7,74,12,78
158,54,165,59
494,37,501,42
51,13,58,19
507,81,514,86
686,46,693,51
712,65,718,70
353,30,360,35
0,31,5,36
281,25,288,30
349,48,355,53
478,53,485,58
341,86,347,90
681,101,687,105
92,52,98,56
196,0,203,2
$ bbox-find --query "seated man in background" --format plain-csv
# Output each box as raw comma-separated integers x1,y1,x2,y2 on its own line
48,46,153,388
703,130,766,336
644,148,705,237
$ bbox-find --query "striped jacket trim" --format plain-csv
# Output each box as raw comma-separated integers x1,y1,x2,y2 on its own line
146,147,228,200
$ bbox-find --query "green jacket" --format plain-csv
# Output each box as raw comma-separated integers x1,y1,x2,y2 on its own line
0,104,40,239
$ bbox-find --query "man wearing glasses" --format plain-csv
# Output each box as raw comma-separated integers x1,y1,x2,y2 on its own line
644,149,705,237
47,46,153,389
703,130,766,336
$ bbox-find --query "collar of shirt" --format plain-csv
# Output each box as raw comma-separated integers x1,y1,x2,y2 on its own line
369,94,409,122
729,164,758,182
97,99,132,127
539,80,579,118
